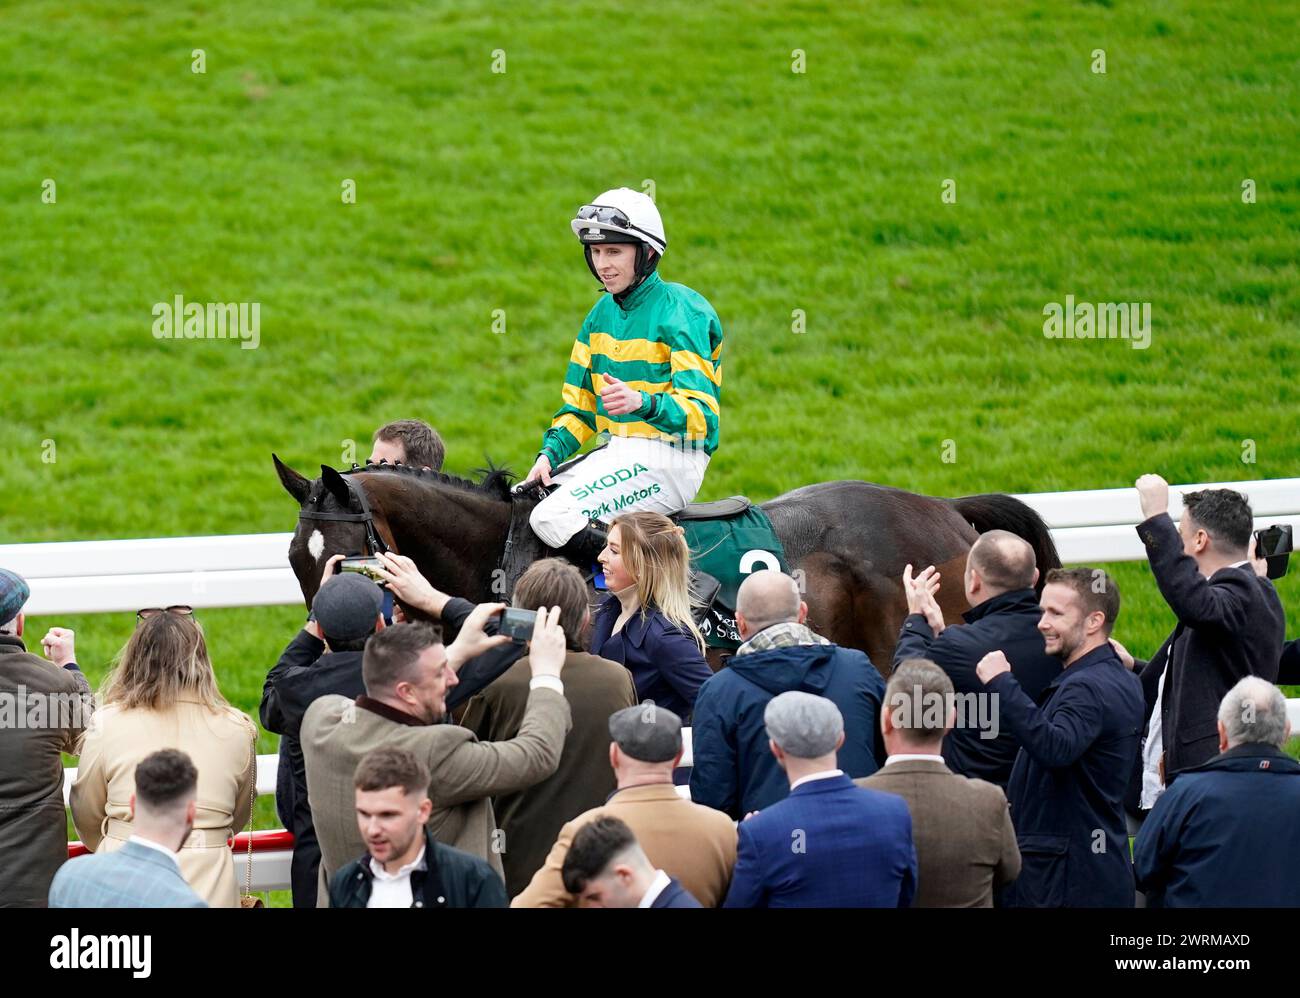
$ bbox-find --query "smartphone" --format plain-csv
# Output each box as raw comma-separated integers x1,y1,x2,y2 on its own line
337,556,387,583
1253,524,1293,580
499,607,538,643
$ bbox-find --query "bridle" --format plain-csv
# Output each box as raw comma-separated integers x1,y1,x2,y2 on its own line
297,468,391,556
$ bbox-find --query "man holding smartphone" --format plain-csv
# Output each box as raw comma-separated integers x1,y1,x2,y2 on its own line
263,551,538,906
1119,476,1286,816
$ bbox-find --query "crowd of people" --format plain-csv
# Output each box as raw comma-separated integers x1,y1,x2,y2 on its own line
1,419,1298,909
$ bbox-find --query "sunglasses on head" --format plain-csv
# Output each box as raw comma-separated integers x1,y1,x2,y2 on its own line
135,605,194,623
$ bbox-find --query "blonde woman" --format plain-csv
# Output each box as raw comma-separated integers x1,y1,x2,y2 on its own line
591,511,713,719
70,608,256,908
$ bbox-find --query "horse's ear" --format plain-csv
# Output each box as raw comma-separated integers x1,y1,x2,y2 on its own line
273,453,312,505
320,465,351,505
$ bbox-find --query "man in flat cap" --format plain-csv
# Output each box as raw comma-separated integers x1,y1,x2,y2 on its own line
0,568,94,907
724,691,917,908
261,561,390,907
513,703,737,907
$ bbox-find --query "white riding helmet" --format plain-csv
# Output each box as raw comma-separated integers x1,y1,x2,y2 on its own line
570,187,667,256
571,188,666,293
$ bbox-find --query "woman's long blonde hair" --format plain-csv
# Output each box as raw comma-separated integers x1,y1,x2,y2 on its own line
100,612,230,712
610,511,705,653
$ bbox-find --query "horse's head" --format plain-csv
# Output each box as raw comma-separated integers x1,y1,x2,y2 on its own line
273,454,390,608
275,451,524,610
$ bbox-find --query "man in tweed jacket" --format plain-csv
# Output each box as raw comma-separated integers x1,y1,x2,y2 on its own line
302,608,571,904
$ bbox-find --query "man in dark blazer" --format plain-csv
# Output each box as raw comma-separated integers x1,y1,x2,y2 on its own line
894,531,1061,788
561,817,702,908
1134,677,1300,907
723,692,916,908
977,567,1144,908
858,659,1021,907
690,570,885,818
1124,477,1285,816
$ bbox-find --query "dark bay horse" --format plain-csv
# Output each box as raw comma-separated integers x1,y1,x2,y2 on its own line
273,454,1059,673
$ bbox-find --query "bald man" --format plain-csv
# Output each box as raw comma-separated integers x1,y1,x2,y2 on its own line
895,530,1062,788
688,570,886,819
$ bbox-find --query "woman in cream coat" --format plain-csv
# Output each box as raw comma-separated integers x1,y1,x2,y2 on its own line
71,609,256,907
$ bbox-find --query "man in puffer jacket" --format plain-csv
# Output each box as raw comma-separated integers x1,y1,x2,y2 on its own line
690,571,886,819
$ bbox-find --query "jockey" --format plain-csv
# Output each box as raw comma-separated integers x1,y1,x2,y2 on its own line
520,187,724,569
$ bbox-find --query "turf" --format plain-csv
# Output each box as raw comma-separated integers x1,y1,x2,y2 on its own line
3,0,1298,906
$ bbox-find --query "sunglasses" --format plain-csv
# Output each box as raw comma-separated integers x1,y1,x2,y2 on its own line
135,605,194,623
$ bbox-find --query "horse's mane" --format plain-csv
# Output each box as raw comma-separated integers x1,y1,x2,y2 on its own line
355,460,542,504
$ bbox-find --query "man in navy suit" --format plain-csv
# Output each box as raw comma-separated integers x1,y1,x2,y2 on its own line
561,817,702,908
50,749,207,908
723,691,916,908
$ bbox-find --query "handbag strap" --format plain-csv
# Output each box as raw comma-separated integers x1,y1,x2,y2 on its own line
243,742,256,896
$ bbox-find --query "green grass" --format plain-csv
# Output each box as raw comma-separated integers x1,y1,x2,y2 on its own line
3,0,1298,907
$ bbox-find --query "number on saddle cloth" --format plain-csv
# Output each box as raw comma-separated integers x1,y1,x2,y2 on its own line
674,499,789,651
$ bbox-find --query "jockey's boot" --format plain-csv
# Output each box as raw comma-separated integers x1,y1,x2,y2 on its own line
558,519,609,576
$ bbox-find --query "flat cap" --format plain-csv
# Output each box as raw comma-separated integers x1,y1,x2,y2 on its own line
311,573,384,644
608,703,683,763
764,691,844,760
0,569,30,627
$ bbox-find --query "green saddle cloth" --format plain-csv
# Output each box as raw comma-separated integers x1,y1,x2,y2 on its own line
681,504,789,650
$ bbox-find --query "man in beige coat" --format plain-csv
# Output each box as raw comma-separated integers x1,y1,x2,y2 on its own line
513,704,737,908
857,658,1020,907
302,605,571,903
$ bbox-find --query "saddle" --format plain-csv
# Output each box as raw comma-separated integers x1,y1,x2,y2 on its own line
500,487,784,650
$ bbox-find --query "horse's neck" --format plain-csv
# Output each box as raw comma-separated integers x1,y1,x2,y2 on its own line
384,487,512,603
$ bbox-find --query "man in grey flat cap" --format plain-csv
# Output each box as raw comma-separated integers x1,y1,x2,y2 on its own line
0,567,95,907
724,691,917,908
514,703,737,907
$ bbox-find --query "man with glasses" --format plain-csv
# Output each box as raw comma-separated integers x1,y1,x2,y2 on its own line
517,187,724,573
